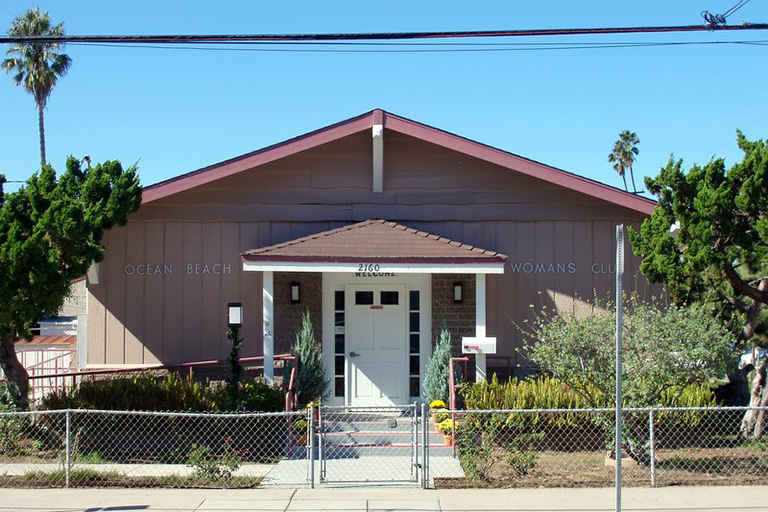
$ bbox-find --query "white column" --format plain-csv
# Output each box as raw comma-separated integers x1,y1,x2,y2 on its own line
475,273,487,382
372,124,384,193
263,271,274,384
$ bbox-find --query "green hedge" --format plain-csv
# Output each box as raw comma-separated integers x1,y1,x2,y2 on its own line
39,373,284,413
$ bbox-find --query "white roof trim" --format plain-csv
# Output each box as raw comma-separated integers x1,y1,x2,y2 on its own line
242,261,505,274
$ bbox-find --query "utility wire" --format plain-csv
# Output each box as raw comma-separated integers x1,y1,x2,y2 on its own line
2,23,768,45
66,39,768,54
702,0,753,27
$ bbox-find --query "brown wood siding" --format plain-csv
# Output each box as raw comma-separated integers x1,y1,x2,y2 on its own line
87,130,657,367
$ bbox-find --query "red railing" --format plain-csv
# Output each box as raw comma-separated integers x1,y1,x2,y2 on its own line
24,353,301,412
448,355,513,455
24,350,77,400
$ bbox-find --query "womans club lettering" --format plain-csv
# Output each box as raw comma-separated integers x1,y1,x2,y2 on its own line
124,263,232,276
509,262,616,274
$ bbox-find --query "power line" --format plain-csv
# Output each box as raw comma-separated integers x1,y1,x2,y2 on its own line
2,23,768,45
66,39,768,54
702,0,753,27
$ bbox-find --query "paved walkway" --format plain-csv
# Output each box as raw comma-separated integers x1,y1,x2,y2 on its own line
1,486,766,512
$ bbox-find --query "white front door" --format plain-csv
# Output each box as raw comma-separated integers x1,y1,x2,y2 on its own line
346,284,408,406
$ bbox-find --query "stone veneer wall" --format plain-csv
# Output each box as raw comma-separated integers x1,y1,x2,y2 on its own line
431,274,476,355
274,272,323,355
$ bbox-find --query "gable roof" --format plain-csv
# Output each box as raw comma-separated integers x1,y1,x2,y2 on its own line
242,219,507,266
143,109,656,215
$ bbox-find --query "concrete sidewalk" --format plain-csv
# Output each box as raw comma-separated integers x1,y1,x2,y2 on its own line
0,486,762,512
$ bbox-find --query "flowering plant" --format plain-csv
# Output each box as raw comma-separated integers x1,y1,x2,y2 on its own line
429,400,446,409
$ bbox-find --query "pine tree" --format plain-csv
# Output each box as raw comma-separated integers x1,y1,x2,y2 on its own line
423,326,452,404
293,310,328,405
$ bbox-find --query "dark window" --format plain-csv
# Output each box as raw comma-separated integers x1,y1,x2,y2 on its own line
335,334,345,354
410,312,420,332
410,355,419,376
335,377,345,397
335,312,345,328
355,291,374,305
380,291,399,305
335,355,345,375
410,377,420,397
335,290,345,311
410,334,420,354
410,291,420,311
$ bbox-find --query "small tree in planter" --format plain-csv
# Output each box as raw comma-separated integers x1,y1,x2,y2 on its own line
423,326,452,405
293,311,328,406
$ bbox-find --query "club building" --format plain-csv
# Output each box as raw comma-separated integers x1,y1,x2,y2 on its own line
82,110,657,406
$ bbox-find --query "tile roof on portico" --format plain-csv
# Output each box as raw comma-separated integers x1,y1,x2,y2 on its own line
241,219,507,265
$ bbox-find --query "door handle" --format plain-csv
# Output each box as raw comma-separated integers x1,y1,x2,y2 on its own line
349,351,361,358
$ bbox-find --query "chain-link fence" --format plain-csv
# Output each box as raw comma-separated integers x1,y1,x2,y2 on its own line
0,409,307,488
429,406,768,488
1,406,766,489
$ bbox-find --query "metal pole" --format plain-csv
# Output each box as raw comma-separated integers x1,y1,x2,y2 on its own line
615,224,624,512
412,402,418,481
318,403,324,482
649,408,656,487
421,402,428,488
65,410,71,488
308,402,315,488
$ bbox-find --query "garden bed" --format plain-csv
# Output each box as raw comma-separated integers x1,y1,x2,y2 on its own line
436,445,768,488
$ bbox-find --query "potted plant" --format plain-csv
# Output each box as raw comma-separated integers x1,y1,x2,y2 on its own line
293,419,309,446
432,408,449,432
438,418,458,446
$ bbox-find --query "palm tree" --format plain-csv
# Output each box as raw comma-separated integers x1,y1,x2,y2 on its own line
3,7,72,168
607,130,641,193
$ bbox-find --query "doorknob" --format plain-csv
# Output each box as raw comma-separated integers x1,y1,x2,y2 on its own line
349,351,361,358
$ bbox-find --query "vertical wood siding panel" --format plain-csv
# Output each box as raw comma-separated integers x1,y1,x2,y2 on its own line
494,221,516,364
240,223,263,357
534,222,555,315
183,223,203,362
87,233,108,365
143,222,165,364
221,222,241,359
592,221,614,308
201,223,223,360
553,221,575,313
105,226,127,364
163,222,184,363
572,222,594,316
514,223,535,368
124,223,145,364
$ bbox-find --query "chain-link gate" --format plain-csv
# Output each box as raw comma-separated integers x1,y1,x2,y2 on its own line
314,404,422,485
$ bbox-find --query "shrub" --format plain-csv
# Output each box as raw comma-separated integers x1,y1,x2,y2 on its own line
423,326,452,404
238,380,284,413
293,311,328,405
186,441,241,481
38,374,283,413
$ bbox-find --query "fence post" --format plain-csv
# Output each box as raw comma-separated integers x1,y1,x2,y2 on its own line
421,402,429,489
649,408,656,487
65,410,71,488
412,402,418,481
308,402,315,489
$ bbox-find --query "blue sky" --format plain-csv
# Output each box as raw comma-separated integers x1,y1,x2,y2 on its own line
1,1,767,195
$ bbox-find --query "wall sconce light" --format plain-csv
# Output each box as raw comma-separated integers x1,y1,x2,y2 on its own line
453,282,463,303
291,282,301,303
228,302,243,327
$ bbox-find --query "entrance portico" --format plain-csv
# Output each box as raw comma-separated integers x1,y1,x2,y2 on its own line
241,219,505,406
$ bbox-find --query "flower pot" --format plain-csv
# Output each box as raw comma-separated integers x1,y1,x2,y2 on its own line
295,434,308,446
442,434,453,446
